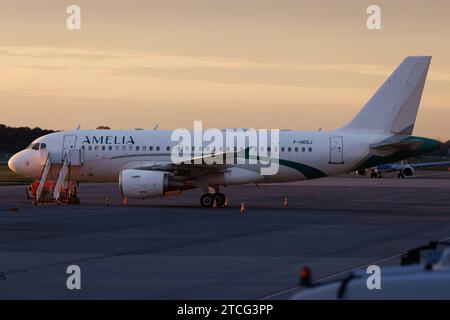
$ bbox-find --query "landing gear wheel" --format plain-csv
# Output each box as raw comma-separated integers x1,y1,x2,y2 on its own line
214,193,227,208
200,193,214,208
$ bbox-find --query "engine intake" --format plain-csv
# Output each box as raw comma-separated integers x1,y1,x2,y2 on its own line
403,166,415,177
356,169,367,176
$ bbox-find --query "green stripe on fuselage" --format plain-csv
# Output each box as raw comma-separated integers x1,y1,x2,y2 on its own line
240,150,327,180
279,159,328,179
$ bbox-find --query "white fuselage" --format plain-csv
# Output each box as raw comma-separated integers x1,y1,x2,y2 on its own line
8,129,388,184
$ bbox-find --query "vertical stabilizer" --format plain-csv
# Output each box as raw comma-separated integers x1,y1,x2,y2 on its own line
341,56,431,135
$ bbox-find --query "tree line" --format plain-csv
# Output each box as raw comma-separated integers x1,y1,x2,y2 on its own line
0,124,55,155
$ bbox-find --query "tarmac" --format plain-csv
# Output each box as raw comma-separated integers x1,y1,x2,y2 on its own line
0,175,450,299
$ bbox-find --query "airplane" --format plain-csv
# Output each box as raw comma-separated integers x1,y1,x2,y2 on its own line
8,56,442,207
357,161,450,179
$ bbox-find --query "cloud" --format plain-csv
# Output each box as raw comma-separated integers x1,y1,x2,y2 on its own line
0,46,397,88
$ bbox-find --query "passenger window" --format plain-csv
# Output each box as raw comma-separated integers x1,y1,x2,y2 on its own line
302,147,306,152
288,147,291,152
156,146,160,151
102,146,106,151
115,146,119,151
88,146,92,151
150,146,154,151
136,146,140,151
129,146,133,151
295,147,299,152
166,146,170,151
309,147,312,152
95,146,99,151
281,147,285,152
143,146,147,151
109,146,113,151
122,146,126,151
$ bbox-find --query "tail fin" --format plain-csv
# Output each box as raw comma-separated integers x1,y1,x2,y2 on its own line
340,56,431,135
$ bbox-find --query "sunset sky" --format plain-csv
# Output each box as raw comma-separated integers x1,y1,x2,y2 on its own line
1,0,450,139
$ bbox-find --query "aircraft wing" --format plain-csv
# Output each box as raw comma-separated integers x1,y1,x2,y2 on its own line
135,148,250,173
408,161,450,168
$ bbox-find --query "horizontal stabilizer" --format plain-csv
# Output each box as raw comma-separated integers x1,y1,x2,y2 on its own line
370,137,424,152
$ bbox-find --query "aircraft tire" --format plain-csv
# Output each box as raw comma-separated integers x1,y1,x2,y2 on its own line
200,193,214,208
214,193,227,208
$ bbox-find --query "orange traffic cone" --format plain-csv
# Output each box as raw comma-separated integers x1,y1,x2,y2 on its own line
123,197,128,206
283,196,288,208
224,197,229,208
240,202,246,214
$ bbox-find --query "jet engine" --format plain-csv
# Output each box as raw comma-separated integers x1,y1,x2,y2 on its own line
356,169,368,176
119,169,184,199
402,166,415,177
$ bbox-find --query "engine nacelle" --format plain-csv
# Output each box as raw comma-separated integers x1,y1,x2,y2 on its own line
402,166,415,177
119,169,182,199
356,169,368,176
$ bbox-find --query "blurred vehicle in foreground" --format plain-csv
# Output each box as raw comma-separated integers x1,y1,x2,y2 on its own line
291,241,450,300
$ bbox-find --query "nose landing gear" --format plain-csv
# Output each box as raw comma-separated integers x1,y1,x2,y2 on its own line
200,192,227,208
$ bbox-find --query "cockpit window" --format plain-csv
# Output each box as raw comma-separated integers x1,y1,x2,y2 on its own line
28,143,45,150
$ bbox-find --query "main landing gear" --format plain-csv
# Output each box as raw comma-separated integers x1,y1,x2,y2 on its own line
370,172,382,179
397,172,406,179
200,192,227,208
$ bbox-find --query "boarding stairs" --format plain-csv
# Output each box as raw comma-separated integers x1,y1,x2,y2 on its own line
35,153,51,202
53,155,70,201
34,148,83,204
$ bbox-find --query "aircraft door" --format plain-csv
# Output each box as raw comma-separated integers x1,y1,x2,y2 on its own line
62,135,77,162
329,136,344,164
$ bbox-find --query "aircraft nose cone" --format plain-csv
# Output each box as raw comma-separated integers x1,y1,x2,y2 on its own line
8,154,19,173
7,150,43,178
